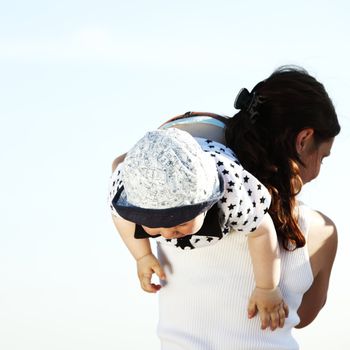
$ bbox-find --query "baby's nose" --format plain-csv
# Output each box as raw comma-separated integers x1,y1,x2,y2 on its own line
160,229,177,239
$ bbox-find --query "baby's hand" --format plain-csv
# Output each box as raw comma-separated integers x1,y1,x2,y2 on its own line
247,286,289,331
136,253,166,293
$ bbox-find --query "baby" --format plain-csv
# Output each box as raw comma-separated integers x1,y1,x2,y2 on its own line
109,127,288,330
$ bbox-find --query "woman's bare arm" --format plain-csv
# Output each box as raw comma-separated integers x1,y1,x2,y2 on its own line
296,210,338,328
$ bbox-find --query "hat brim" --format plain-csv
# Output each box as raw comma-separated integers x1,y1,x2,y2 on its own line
112,174,224,228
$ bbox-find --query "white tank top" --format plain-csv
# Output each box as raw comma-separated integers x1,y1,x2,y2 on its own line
157,204,313,350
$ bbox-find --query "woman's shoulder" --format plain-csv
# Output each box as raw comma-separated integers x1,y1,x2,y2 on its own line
308,209,337,247
306,208,338,277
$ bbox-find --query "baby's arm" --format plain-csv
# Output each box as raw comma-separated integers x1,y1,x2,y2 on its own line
213,150,289,330
112,214,166,293
247,214,289,330
109,156,165,293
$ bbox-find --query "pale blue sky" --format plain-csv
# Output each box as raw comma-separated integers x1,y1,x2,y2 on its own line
0,1,349,349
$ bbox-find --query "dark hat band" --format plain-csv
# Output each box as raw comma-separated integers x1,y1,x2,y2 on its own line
112,174,224,228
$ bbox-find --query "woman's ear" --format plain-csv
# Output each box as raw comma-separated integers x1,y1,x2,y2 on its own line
295,128,314,155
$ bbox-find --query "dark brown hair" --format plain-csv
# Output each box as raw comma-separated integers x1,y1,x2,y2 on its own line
225,66,340,250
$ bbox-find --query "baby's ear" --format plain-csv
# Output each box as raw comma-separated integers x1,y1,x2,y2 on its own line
112,153,127,171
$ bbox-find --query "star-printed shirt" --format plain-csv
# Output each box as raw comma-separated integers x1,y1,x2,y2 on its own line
108,138,271,250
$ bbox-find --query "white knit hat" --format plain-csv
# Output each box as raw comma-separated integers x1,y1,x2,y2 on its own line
112,128,223,227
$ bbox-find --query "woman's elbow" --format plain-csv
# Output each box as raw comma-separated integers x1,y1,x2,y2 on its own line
295,297,327,328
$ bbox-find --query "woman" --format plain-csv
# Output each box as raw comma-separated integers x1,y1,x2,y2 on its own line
154,66,340,349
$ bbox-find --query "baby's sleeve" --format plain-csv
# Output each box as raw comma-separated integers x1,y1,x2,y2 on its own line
108,163,124,217
217,156,271,234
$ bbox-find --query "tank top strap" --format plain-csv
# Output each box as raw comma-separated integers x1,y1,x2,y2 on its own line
297,201,311,239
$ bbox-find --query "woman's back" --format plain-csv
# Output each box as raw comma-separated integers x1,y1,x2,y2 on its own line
157,204,313,350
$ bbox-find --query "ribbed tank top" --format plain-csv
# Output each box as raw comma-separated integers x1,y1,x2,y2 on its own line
157,204,313,350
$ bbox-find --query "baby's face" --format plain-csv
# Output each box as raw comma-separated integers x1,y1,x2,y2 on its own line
141,212,206,239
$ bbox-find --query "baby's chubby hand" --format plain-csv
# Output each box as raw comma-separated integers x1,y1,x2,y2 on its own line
247,286,289,331
137,253,166,293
